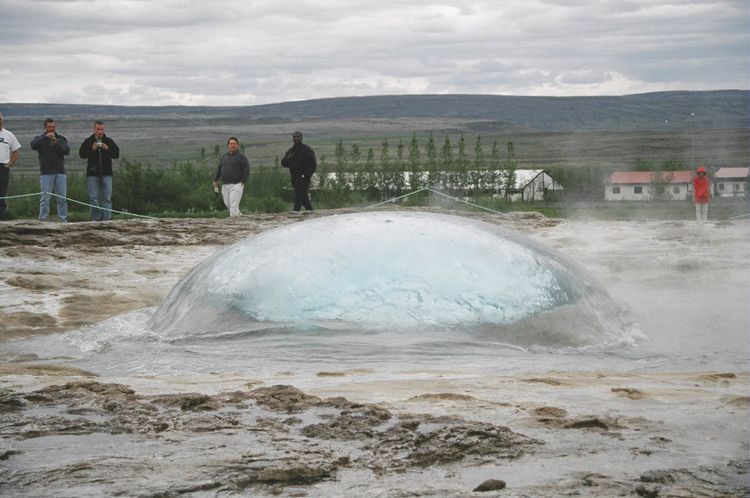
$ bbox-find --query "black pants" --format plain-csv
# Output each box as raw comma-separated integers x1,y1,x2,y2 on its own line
292,175,313,211
0,165,9,218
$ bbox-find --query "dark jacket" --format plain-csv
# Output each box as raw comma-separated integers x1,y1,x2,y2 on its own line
281,143,316,178
214,152,250,184
79,134,120,177
30,133,70,174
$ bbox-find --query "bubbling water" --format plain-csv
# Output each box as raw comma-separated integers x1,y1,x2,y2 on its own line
149,211,629,347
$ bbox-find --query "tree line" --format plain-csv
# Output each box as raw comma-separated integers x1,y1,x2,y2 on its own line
314,134,519,200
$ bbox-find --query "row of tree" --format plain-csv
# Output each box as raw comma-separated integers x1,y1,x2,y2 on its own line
310,134,520,199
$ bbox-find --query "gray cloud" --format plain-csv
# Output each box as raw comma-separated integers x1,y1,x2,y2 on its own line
0,0,747,105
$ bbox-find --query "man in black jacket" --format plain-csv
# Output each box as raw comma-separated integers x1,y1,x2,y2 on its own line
281,131,316,211
79,121,120,221
31,118,70,222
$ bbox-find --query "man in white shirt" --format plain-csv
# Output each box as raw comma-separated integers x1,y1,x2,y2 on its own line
0,113,22,219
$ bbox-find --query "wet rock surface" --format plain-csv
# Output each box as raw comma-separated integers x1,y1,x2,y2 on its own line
1,381,747,497
0,208,556,251
473,478,507,492
0,382,538,495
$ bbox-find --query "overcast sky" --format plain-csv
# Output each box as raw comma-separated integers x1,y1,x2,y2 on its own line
1,0,747,106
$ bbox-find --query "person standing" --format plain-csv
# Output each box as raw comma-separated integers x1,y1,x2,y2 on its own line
281,131,316,211
692,166,710,223
31,118,70,222
0,113,22,220
212,137,249,217
79,120,120,221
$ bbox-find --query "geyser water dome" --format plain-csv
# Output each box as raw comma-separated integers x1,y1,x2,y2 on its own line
149,211,627,346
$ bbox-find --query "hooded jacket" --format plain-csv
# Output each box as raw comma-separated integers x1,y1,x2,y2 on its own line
692,168,710,204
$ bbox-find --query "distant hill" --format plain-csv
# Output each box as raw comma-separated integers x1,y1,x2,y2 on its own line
2,90,747,132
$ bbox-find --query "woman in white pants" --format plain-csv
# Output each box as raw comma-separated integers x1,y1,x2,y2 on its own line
212,137,250,217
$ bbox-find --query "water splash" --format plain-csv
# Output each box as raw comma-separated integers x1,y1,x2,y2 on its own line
149,212,629,346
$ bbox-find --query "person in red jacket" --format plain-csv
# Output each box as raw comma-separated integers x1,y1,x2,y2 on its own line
692,166,710,223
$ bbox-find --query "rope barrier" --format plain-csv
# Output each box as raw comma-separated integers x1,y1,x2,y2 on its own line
0,191,158,220
365,187,430,209
0,192,49,200
366,187,507,216
3,188,748,222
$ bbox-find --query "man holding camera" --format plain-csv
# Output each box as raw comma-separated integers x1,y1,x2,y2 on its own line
79,120,120,221
31,118,70,222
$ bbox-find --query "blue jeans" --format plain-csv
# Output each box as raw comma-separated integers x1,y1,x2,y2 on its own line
87,175,113,221
39,174,68,221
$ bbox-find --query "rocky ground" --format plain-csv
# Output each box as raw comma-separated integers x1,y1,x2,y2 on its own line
1,208,748,497
1,375,747,497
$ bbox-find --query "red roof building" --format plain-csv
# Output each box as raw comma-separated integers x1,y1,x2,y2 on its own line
605,170,695,201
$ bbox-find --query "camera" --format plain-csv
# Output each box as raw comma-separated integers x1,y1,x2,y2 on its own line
96,141,103,149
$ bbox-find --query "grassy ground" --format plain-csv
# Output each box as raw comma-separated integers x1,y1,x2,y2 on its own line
4,184,747,223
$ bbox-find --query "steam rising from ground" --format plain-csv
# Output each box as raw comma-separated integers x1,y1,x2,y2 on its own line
149,212,627,346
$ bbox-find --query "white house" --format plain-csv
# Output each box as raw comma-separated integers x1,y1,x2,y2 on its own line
605,171,694,201
506,169,564,202
713,167,749,198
